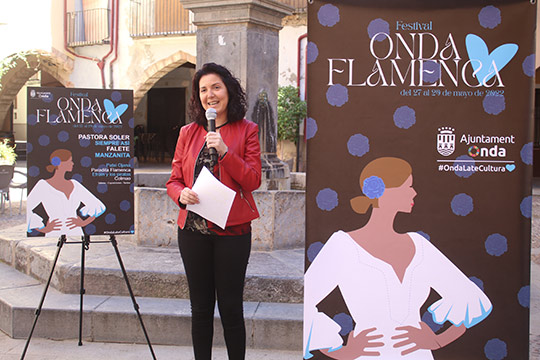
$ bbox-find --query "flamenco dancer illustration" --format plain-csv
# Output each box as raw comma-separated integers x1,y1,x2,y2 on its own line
27,149,106,237
304,157,492,359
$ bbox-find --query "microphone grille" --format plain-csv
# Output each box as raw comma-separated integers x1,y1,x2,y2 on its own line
205,108,217,120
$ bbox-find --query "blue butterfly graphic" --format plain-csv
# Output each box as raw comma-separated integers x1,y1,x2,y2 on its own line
104,98,128,122
465,34,518,84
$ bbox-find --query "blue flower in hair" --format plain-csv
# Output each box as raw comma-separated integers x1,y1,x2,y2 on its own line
51,156,61,166
363,176,385,199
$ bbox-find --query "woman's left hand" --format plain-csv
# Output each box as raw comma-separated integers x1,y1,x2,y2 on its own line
205,131,228,157
392,321,440,355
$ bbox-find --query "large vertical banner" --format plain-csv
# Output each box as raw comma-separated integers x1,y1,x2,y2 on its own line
26,87,134,237
304,1,535,359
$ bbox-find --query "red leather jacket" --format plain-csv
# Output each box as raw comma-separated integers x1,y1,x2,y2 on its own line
166,119,261,229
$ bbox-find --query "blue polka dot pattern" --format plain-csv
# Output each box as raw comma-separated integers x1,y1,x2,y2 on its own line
422,311,443,332
518,285,530,308
451,193,474,216
72,173,83,183
523,54,535,77
318,4,340,27
27,142,33,154
81,156,92,168
120,200,131,211
307,42,319,64
93,123,105,134
454,155,476,178
97,183,108,193
84,224,96,235
28,166,40,177
485,233,508,257
326,84,348,107
469,276,485,291
393,106,416,129
79,138,91,148
307,241,324,263
483,94,505,115
484,338,507,360
58,131,69,143
347,134,370,158
479,6,501,29
38,135,50,146
48,114,59,125
417,231,431,241
367,18,390,42
130,183,135,193
333,313,353,336
27,114,38,126
105,213,117,225
520,196,532,219
422,60,441,84
111,91,122,102
520,142,533,165
306,117,318,140
316,188,339,211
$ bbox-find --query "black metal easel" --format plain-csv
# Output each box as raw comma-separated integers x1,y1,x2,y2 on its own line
20,234,156,360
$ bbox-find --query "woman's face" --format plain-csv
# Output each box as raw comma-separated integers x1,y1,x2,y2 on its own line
378,174,416,213
199,73,229,120
58,157,74,172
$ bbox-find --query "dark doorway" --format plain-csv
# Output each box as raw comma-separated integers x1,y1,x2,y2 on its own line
146,87,186,162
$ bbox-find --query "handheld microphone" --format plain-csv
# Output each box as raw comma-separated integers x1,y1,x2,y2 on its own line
205,108,218,161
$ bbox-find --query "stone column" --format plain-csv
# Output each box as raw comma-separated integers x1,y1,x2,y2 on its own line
181,0,292,190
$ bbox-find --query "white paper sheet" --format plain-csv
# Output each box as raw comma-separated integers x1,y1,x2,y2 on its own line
186,166,236,229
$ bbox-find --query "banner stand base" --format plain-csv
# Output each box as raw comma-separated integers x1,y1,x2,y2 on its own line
19,234,156,360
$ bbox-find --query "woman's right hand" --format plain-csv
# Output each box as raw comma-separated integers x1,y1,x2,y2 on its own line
179,187,199,205
321,327,384,359
38,218,61,234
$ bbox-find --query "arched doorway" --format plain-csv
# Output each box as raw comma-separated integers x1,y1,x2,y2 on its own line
0,50,72,157
132,50,196,164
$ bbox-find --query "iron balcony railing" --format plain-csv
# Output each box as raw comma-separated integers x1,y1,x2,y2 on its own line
66,8,110,47
129,0,195,37
129,0,307,38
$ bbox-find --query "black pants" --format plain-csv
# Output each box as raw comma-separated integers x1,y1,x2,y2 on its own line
178,228,251,360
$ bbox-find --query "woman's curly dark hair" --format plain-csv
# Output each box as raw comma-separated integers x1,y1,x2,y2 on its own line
188,63,247,126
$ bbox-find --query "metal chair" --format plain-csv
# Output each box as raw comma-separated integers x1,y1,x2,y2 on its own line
10,169,27,214
0,165,14,214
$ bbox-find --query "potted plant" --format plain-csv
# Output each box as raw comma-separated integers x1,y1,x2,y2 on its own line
0,139,17,165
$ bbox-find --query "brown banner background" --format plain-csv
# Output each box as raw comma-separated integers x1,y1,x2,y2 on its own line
305,1,536,359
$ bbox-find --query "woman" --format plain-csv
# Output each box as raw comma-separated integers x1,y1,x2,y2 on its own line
27,149,106,237
303,157,492,359
166,63,261,360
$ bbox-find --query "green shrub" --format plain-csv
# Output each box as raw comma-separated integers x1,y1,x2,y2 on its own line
277,85,306,144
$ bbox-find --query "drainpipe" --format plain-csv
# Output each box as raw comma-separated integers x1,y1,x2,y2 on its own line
98,0,117,88
109,0,120,89
64,0,116,89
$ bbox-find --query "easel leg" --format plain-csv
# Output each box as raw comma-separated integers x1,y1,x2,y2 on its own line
109,235,157,360
78,235,90,346
20,235,67,360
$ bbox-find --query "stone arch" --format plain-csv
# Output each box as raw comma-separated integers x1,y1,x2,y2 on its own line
0,49,74,129
133,50,196,111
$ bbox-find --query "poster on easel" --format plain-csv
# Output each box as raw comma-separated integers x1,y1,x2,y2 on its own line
26,87,134,237
304,1,535,359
